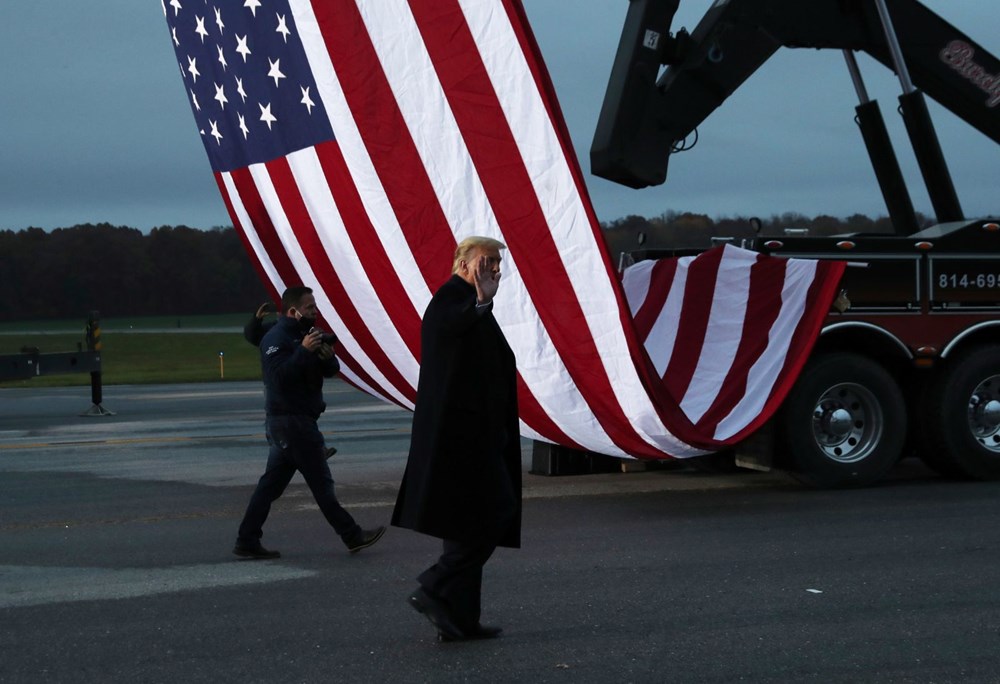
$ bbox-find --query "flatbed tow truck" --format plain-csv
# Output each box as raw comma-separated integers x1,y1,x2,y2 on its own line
591,0,1000,486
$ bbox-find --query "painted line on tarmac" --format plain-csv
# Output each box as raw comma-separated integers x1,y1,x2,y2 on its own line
0,435,259,450
0,427,411,450
0,563,316,609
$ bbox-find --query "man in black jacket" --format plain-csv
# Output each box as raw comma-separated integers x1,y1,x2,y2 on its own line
243,301,276,347
234,286,385,559
392,236,521,642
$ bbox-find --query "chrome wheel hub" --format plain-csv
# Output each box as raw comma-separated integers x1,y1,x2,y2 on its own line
967,375,1000,453
812,383,882,463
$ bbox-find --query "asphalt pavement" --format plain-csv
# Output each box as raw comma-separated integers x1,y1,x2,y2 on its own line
2,381,1000,683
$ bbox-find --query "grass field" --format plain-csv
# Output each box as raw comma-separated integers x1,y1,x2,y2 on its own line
0,315,263,387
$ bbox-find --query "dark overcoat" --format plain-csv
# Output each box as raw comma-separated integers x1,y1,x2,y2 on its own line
391,275,522,548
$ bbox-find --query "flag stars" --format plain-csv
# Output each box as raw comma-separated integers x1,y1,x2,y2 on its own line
209,119,223,145
235,34,251,62
168,0,333,168
187,56,201,82
259,102,277,130
276,14,291,43
300,86,316,114
267,58,286,87
214,83,229,109
194,15,209,43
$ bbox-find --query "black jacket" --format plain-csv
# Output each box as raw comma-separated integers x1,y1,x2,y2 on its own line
244,315,275,347
260,316,339,420
391,275,522,548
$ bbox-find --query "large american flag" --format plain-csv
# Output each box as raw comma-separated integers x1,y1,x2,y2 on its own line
162,0,845,459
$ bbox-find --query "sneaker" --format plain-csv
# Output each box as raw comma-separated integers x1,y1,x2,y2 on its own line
232,542,281,560
325,446,337,460
346,525,386,554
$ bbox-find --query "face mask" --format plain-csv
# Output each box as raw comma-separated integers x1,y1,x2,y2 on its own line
294,311,316,332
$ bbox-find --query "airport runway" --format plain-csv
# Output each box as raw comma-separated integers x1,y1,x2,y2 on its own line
2,381,1000,683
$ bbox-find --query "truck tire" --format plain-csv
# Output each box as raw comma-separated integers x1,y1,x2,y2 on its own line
777,352,906,488
926,344,1000,480
912,381,966,478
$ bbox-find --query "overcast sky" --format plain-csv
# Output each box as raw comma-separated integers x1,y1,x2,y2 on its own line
0,1,997,232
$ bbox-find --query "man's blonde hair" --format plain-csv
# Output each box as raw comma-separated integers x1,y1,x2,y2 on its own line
451,236,507,274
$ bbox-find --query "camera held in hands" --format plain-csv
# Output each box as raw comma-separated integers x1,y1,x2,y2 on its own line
308,327,338,346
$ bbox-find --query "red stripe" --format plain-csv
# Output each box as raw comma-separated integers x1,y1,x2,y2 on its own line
480,0,719,453
221,172,394,404
227,168,301,290
215,173,281,305
725,259,846,442
693,253,785,434
410,0,672,458
264,154,417,405
499,0,691,444
311,0,455,291
311,2,566,442
312,140,422,361
632,259,678,342
228,166,404,407
515,376,584,451
661,247,723,402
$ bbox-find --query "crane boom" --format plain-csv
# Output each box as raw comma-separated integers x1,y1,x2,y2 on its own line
592,0,1000,196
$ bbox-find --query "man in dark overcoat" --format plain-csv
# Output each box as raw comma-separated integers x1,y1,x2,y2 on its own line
392,236,522,642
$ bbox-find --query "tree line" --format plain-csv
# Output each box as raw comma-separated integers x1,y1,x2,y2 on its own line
0,223,267,321
0,212,919,321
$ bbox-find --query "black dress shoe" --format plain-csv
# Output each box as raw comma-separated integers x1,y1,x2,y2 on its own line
232,543,281,560
346,526,386,554
407,588,465,641
438,624,503,642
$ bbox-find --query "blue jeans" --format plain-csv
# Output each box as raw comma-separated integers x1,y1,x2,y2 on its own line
237,415,361,546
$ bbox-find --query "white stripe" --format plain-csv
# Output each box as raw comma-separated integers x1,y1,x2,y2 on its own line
247,163,412,408
286,148,420,389
356,0,628,456
221,173,286,295
646,261,687,378
680,246,752,423
620,259,654,317
224,171,392,404
713,260,817,440
461,0,703,456
289,0,433,318
338,366,388,404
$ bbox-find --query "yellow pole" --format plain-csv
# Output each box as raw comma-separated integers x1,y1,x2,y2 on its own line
219,351,225,379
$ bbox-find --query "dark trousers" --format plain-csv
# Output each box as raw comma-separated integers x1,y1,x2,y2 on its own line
418,539,498,629
237,415,360,545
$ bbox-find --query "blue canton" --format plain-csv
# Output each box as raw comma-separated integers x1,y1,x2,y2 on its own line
163,0,334,172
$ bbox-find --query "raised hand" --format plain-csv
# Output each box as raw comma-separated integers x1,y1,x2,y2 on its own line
474,253,501,304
